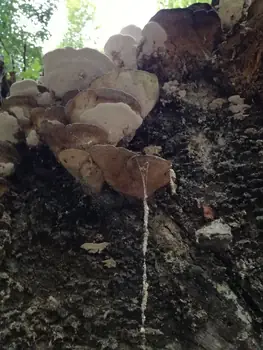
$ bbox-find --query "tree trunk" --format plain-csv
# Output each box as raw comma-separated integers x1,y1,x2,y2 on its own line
0,2,263,350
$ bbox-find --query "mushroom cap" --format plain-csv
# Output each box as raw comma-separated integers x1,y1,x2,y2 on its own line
104,34,137,69
65,87,142,123
126,154,171,197
30,107,45,128
36,92,54,106
2,95,38,109
57,148,105,193
89,145,171,198
79,156,104,193
10,79,39,97
104,34,136,56
2,95,38,127
120,24,142,43
79,102,143,145
43,58,105,98
58,148,90,178
43,47,115,75
39,121,109,154
26,129,40,147
89,69,159,118
0,111,21,143
31,106,67,128
140,21,168,56
77,47,116,73
43,47,75,73
142,21,167,43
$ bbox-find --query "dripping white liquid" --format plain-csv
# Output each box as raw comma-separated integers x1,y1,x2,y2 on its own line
138,162,150,350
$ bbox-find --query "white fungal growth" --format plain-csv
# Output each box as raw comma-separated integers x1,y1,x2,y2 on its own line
26,129,40,147
141,21,167,56
169,168,177,195
120,24,142,43
10,79,39,97
0,162,15,177
138,161,150,350
104,34,137,69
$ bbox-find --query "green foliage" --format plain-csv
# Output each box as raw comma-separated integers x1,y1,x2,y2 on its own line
158,0,209,9
0,0,58,79
59,0,96,49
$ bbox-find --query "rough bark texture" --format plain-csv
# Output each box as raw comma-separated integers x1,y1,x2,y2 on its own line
1,2,263,350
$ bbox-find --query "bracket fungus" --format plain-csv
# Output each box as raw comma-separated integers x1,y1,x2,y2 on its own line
65,87,142,123
120,24,142,43
42,47,116,98
89,145,172,199
43,47,115,75
10,79,39,97
0,40,173,199
79,102,143,145
104,34,138,69
140,21,167,56
9,79,54,107
89,69,159,118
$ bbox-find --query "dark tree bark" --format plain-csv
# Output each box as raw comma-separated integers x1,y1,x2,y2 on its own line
0,2,263,350
0,60,10,101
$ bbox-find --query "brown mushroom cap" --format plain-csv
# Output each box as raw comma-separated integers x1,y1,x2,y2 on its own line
126,154,171,198
89,69,159,118
58,148,90,178
79,156,104,193
2,95,38,109
57,147,104,193
45,106,68,124
31,106,68,129
89,144,171,198
30,107,46,128
39,121,109,154
2,95,38,129
65,87,142,123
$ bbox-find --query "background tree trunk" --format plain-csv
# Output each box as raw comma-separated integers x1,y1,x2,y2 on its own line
0,2,263,349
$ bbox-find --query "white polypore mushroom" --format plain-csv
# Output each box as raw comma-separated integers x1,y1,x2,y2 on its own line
218,0,244,28
65,88,142,123
43,58,105,98
36,91,53,106
26,129,40,147
10,79,39,97
0,111,20,143
43,47,115,76
43,47,75,74
0,162,15,177
89,69,159,118
120,24,142,43
79,102,143,144
104,34,137,69
141,21,167,56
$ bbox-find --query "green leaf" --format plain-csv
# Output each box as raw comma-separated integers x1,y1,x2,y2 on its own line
0,0,58,76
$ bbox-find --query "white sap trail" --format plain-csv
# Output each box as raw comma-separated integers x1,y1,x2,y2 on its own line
139,162,150,350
